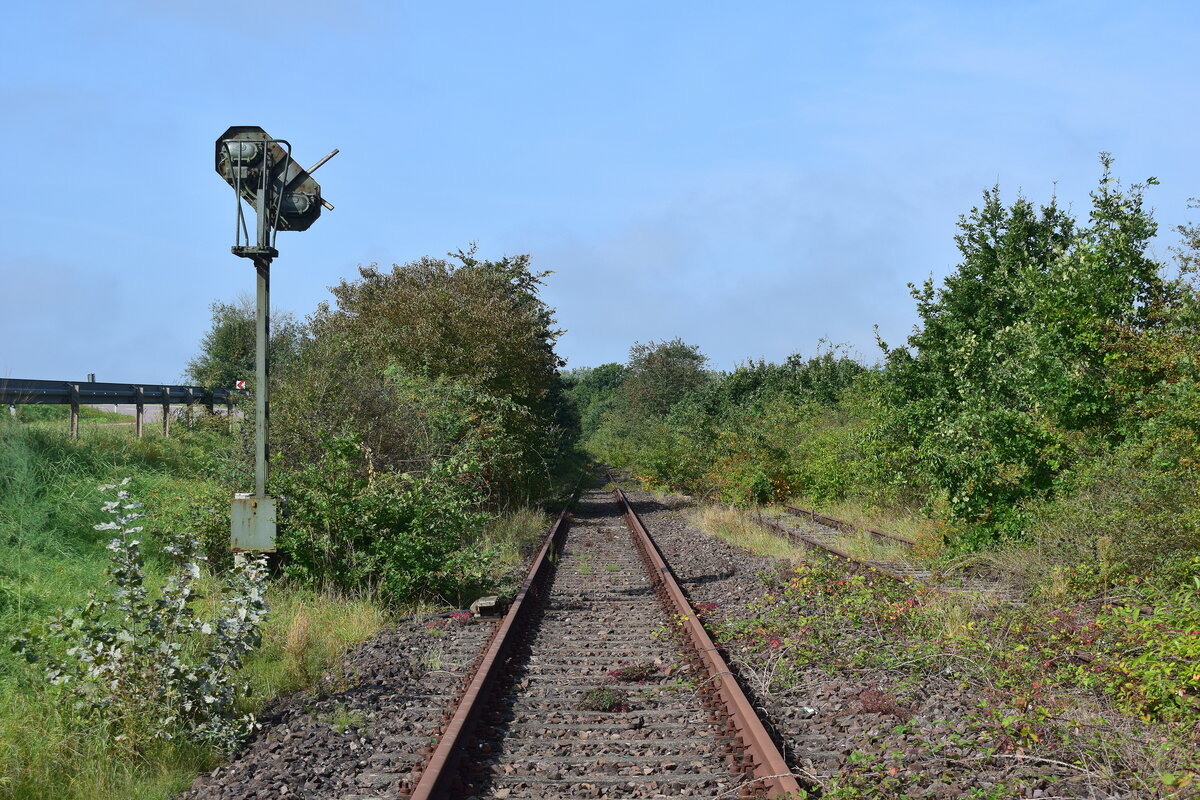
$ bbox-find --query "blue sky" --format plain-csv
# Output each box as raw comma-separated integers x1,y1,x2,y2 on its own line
2,1,1197,382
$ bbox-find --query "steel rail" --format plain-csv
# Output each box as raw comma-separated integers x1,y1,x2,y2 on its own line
406,496,575,800
783,503,915,547
753,512,912,583
613,486,803,798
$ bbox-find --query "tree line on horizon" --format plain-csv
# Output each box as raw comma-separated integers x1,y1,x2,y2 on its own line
568,155,1200,568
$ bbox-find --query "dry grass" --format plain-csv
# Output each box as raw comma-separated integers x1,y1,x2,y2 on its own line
688,505,805,560
790,496,951,559
753,505,908,563
245,586,392,697
283,601,314,685
833,527,910,563
919,591,975,639
479,507,552,569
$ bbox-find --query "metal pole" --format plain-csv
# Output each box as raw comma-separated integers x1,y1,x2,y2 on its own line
70,384,80,438
255,260,270,497
254,181,271,499
162,387,171,438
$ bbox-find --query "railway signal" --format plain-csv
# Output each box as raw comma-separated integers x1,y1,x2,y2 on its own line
215,126,338,552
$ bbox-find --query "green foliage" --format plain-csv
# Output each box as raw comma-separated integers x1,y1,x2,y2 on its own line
620,338,709,418
562,362,625,438
184,295,305,389
882,156,1169,536
317,247,565,432
273,428,494,604
13,482,268,753
259,247,579,605
718,557,1200,792
1091,564,1200,720
585,340,881,506
274,247,571,508
13,405,131,423
702,340,867,411
580,156,1197,574
1030,377,1200,569
0,411,393,800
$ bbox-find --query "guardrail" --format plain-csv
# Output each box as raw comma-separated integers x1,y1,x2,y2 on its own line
1,378,243,438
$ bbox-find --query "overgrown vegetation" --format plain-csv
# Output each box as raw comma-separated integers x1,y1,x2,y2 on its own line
574,155,1200,791
0,417,389,800
714,556,1200,795
578,156,1200,575
14,481,269,753
3,246,577,798
267,247,576,603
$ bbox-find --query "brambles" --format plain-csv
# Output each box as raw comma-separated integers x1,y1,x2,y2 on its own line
858,688,912,721
424,611,474,636
723,557,1200,790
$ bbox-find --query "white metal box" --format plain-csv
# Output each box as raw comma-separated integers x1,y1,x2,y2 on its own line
231,493,277,552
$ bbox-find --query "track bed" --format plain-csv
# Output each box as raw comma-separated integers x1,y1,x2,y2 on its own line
454,489,739,798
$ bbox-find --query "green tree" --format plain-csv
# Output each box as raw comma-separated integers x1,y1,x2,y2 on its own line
184,296,304,388
316,247,563,417
883,155,1167,533
620,338,710,419
272,247,569,507
563,363,625,438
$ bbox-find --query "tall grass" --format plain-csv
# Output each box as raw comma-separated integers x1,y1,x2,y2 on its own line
688,505,805,560
0,417,392,800
244,588,391,698
790,495,952,559
478,507,552,572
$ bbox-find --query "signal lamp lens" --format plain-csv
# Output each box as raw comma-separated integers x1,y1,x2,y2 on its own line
223,140,261,162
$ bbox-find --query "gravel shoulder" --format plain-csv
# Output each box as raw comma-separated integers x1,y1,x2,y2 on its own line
177,616,497,799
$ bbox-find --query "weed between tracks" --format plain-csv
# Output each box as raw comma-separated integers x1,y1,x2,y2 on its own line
607,662,663,683
578,686,631,712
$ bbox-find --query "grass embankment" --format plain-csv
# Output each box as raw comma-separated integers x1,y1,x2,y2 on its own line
0,418,391,800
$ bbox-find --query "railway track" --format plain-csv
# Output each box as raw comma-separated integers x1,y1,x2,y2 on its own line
753,506,1019,602
406,483,801,799
752,510,919,583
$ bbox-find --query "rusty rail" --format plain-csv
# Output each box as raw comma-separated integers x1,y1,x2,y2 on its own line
406,497,575,800
614,486,803,798
754,512,911,583
783,503,915,547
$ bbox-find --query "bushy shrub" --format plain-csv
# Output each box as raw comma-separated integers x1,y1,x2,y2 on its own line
881,159,1167,535
273,428,496,605
1031,379,1200,570
270,251,571,510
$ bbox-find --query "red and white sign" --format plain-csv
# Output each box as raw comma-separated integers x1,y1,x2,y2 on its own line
235,380,247,390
